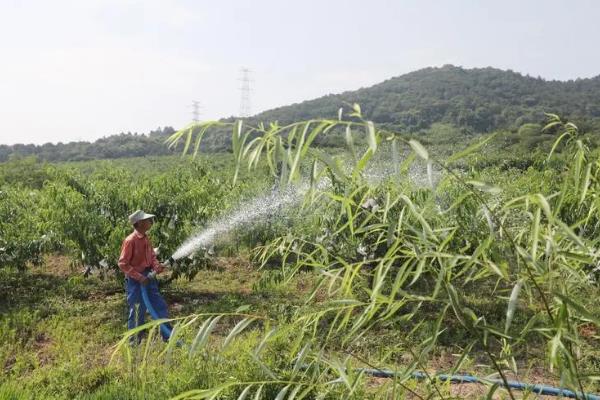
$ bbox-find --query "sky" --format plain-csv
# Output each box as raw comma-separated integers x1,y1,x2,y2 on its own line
1,0,599,145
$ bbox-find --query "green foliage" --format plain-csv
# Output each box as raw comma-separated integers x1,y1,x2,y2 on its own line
157,113,600,398
0,127,177,163
3,111,600,399
0,157,271,279
0,187,53,270
0,155,54,189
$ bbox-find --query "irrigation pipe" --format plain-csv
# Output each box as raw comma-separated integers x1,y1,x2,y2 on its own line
140,283,173,340
356,368,600,399
139,260,599,399
138,257,178,340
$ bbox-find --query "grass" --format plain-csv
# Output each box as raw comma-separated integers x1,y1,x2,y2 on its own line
0,255,322,399
3,116,600,399
2,253,598,399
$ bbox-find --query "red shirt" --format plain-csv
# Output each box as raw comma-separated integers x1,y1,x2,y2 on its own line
118,230,164,282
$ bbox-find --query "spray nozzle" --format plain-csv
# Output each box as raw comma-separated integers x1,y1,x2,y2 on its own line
145,257,177,282
163,256,176,268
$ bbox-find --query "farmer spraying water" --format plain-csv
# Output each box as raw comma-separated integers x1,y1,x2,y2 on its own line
118,210,171,344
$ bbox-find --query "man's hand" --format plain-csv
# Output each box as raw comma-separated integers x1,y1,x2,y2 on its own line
140,276,150,286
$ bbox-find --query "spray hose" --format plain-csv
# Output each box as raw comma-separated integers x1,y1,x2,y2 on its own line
140,257,175,340
355,368,600,399
140,283,173,340
139,257,599,399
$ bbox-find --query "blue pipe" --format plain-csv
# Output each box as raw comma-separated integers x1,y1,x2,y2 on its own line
139,258,598,399
356,368,600,399
140,283,173,340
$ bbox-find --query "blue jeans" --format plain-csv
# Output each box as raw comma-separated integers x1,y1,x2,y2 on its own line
126,270,171,342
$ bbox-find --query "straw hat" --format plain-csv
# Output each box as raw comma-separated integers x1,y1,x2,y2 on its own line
128,210,155,225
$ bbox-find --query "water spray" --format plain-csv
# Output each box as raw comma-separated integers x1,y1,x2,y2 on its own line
141,160,438,343
172,184,307,260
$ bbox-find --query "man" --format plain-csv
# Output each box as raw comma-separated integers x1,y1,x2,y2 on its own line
118,210,171,344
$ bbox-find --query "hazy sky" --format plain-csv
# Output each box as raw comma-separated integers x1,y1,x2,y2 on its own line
1,0,599,145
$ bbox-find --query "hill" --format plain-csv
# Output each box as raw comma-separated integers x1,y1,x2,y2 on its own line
253,65,600,132
3,65,600,162
0,127,177,163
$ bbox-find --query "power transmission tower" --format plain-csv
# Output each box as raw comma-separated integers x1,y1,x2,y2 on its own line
238,68,252,118
191,100,202,123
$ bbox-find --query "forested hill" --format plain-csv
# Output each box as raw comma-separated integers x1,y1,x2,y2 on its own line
0,127,177,163
250,65,600,132
3,65,600,162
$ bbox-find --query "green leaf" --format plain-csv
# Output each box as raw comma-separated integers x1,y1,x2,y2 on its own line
555,219,586,250
314,150,349,183
288,122,309,183
286,385,303,400
542,120,562,132
553,292,600,325
549,332,563,367
446,284,468,329
190,316,222,356
447,133,497,163
274,385,290,400
222,317,256,350
310,160,319,191
192,122,219,157
253,385,264,400
329,358,352,389
409,258,425,286
171,387,225,400
366,121,377,152
505,280,523,333
485,259,506,279
292,343,312,374
485,383,501,400
466,180,502,195
352,149,374,179
547,131,571,161
182,129,193,156
254,328,277,356
300,120,328,158
532,193,552,220
409,139,428,160
237,385,253,400
579,163,592,206
531,207,540,259
565,121,578,131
